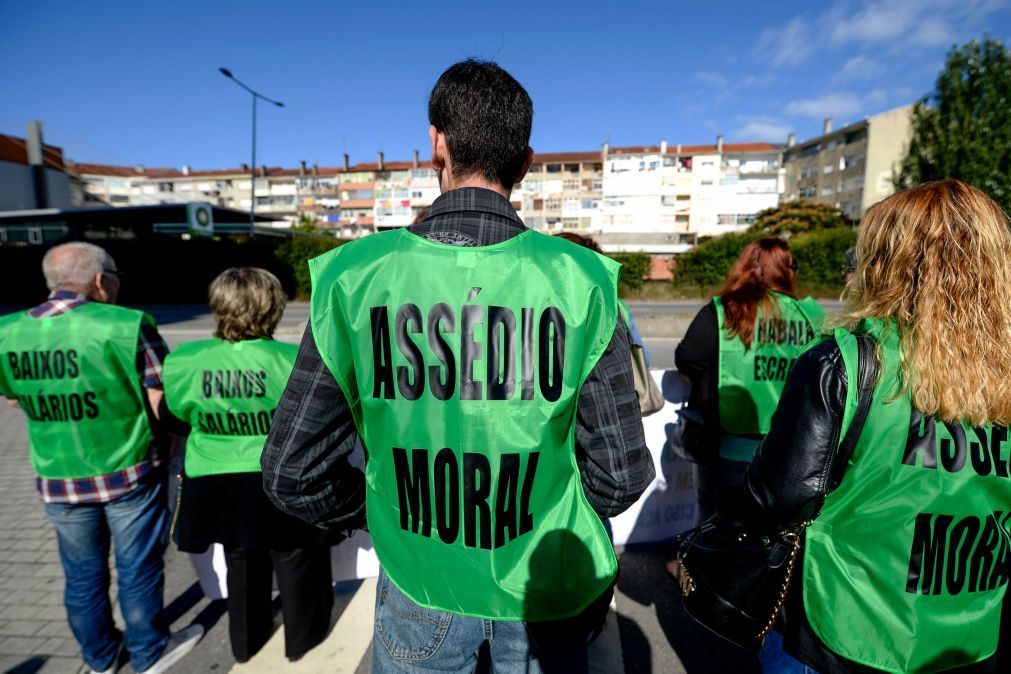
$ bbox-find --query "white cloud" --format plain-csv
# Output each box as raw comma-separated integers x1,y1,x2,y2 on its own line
757,0,1008,67
786,93,864,119
742,74,777,88
734,120,794,141
833,55,883,82
756,16,813,67
693,71,729,90
907,16,956,46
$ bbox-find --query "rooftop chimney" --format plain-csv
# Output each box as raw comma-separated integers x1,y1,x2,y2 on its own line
676,143,682,154
823,117,833,135
412,150,419,168
240,163,249,172
343,153,350,171
787,133,796,148
716,135,724,153
181,165,190,176
26,121,48,208
312,164,318,178
377,152,385,171
660,139,668,154
134,165,146,174
259,166,267,177
601,142,609,161
299,160,306,177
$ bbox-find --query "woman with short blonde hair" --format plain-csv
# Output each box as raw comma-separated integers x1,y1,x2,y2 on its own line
162,267,335,663
741,180,1011,672
209,267,287,342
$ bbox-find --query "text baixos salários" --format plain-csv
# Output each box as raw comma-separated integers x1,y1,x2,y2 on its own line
5,349,98,421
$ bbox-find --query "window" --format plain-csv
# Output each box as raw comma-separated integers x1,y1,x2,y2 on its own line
700,179,714,186
823,165,834,174
661,195,677,207
545,198,561,211
563,179,580,192
721,173,740,186
564,164,579,173
546,164,561,173
800,187,817,198
821,186,835,196
411,190,423,199
700,160,715,167
718,214,736,225
158,182,174,192
591,178,603,191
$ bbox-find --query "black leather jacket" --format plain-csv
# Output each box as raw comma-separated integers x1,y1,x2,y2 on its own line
741,340,1002,674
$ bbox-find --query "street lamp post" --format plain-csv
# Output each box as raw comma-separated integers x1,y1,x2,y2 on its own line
219,68,284,228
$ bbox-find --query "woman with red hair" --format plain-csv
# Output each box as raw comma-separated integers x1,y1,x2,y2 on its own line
674,238,824,522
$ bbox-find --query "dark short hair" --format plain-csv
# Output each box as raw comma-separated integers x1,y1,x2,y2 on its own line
428,59,533,189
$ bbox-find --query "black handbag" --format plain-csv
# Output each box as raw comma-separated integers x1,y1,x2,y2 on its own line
673,334,878,650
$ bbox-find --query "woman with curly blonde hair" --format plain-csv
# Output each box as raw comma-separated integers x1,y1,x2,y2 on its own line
739,180,1011,673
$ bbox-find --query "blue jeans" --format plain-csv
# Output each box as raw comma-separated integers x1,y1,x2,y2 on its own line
372,570,594,674
760,630,818,674
44,474,171,672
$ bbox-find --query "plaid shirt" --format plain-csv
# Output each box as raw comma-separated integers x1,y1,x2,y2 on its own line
26,291,169,504
262,187,655,529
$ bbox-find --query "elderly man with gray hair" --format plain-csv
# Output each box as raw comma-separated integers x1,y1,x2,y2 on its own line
0,242,202,674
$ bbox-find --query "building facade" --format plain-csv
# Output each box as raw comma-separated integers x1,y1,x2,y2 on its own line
782,104,913,219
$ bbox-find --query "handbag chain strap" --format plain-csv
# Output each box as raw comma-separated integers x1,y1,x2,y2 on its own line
756,530,802,641
755,334,879,642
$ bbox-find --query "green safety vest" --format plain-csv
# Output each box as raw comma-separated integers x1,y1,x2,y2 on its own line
310,227,620,621
163,338,297,478
804,321,1011,673
0,302,154,479
714,293,824,454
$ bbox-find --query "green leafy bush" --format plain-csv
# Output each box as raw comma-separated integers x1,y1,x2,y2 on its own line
608,252,651,291
673,231,762,289
791,227,857,288
275,233,347,297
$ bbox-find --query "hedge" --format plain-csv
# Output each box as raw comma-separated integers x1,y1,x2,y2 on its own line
790,227,858,288
673,231,763,288
608,252,651,291
672,227,856,295
275,234,348,297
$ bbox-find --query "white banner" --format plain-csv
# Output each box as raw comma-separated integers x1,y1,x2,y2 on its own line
191,370,700,590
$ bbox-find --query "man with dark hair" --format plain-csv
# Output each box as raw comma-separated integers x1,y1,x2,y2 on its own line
262,59,653,673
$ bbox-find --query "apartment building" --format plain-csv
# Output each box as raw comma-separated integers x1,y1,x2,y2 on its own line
782,104,913,219
519,152,604,232
598,139,782,252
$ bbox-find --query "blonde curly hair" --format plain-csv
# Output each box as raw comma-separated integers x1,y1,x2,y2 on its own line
209,267,286,342
841,179,1011,425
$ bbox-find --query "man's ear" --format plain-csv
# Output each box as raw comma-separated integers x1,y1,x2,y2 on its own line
514,147,535,184
429,125,446,171
92,272,109,302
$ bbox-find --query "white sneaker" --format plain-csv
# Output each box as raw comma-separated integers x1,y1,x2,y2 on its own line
86,637,124,674
136,624,204,674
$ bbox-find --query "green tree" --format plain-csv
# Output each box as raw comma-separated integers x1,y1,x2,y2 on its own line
750,201,850,236
896,37,1011,213
274,221,347,297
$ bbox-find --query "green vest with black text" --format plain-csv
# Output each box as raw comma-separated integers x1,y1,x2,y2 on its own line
310,227,620,621
0,303,153,479
714,292,823,446
804,320,1011,673
162,338,297,478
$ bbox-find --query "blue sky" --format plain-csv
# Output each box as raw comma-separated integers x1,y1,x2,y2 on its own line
2,0,1009,169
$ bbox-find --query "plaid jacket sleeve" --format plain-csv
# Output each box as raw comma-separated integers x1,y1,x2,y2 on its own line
261,326,366,530
575,319,655,517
